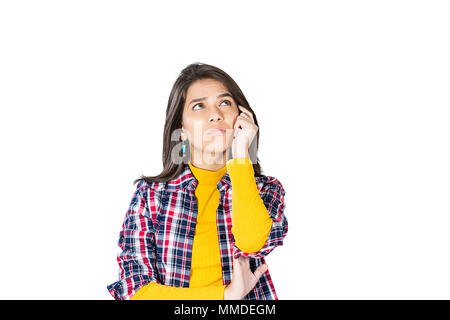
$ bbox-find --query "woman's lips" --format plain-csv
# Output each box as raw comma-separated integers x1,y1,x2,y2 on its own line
206,128,226,135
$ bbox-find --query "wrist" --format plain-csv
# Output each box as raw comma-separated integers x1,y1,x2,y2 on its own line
232,142,250,159
224,285,241,300
232,147,250,159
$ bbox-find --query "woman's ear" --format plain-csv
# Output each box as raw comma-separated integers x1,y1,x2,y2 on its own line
180,129,187,141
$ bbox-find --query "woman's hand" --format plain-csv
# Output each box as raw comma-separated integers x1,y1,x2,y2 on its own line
223,256,268,300
232,105,258,159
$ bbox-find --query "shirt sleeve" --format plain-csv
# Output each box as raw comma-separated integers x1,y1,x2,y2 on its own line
130,283,227,300
106,180,161,300
226,157,288,259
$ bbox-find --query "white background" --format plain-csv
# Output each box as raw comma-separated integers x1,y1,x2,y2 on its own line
0,1,449,299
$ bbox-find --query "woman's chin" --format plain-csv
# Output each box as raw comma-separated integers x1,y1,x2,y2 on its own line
202,143,230,154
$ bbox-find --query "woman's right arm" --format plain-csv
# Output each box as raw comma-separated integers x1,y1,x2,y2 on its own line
107,181,227,300
106,180,161,300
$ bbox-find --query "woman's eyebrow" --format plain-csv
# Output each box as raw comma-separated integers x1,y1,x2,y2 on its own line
188,93,233,106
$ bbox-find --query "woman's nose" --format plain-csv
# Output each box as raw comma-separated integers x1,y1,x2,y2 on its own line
208,109,223,122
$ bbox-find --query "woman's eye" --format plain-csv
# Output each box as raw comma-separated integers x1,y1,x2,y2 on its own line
193,100,231,110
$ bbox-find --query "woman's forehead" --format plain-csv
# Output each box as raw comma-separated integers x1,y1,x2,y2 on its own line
186,79,228,97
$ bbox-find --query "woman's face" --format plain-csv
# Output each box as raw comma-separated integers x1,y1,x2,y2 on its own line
181,78,239,155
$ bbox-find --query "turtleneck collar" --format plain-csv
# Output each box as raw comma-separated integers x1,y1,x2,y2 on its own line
188,161,227,185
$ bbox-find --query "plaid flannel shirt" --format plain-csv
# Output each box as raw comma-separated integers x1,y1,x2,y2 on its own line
107,163,288,300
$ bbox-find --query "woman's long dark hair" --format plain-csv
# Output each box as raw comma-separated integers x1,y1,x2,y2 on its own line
134,62,264,185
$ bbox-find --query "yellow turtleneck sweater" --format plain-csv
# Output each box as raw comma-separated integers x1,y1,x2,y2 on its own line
130,157,273,300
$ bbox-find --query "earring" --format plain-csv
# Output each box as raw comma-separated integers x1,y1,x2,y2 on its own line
181,141,186,155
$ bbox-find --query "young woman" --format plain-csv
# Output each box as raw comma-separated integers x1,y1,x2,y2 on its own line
107,62,288,300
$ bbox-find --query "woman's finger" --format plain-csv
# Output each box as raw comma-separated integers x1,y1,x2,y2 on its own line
234,116,249,131
238,106,254,120
239,113,252,123
239,256,250,268
253,264,268,280
236,115,251,127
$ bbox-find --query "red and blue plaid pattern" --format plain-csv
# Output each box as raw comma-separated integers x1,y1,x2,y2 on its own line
107,164,288,300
